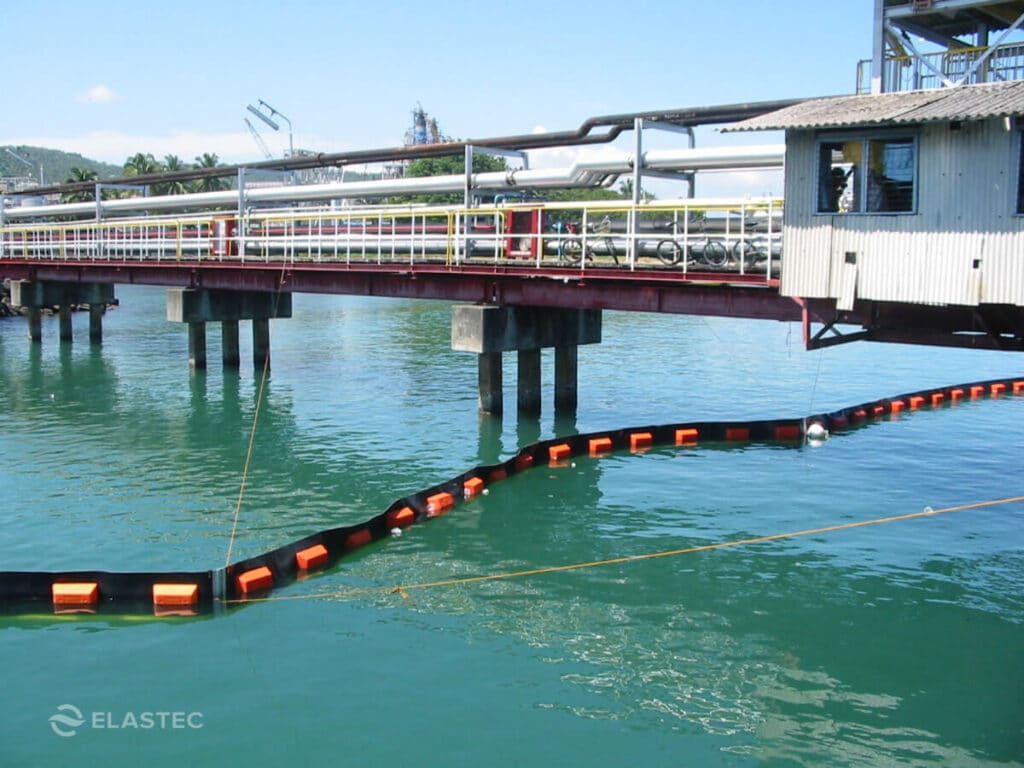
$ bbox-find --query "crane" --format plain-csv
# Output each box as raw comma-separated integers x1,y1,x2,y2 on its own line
244,117,274,160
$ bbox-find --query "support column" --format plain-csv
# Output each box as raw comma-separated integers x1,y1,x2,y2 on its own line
188,322,207,369
167,288,291,370
89,304,104,344
10,281,115,347
222,321,240,368
26,307,41,343
253,318,270,369
554,345,578,412
452,304,601,416
58,306,73,343
517,349,541,416
478,352,503,415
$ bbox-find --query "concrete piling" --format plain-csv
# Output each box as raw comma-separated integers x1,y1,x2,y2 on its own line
222,321,240,368
188,323,208,369
452,304,601,416
478,352,503,414
9,281,116,345
89,304,105,344
167,288,292,370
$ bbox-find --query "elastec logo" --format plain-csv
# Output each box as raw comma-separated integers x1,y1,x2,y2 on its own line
49,704,86,738
48,704,204,737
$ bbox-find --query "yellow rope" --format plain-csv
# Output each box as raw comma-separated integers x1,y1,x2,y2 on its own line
224,264,289,568
223,494,1024,606
224,352,272,568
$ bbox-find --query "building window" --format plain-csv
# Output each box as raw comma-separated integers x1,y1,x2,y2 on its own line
817,136,916,214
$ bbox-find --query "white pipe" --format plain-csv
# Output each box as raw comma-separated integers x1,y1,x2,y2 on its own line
2,145,784,221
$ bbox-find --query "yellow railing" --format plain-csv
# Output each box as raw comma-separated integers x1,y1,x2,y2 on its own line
857,43,1024,93
0,198,783,280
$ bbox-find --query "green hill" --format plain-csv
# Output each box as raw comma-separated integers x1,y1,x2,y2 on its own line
1,145,122,187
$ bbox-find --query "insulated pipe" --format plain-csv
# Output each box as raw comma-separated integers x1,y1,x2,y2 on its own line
2,145,784,221
19,98,806,199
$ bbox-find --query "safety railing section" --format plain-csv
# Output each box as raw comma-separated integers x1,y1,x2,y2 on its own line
242,207,457,265
0,214,219,263
0,198,783,282
857,43,1024,93
450,199,783,279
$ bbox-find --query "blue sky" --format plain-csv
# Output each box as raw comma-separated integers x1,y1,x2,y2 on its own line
2,1,875,194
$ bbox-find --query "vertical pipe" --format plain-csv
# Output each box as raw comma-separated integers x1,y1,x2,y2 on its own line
631,117,643,267
871,0,885,94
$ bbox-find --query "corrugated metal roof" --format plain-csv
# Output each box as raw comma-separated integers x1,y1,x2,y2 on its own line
727,80,1024,131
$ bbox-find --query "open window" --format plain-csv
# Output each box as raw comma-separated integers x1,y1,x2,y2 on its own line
817,135,916,214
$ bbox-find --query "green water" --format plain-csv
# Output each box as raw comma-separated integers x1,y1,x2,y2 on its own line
0,286,1021,766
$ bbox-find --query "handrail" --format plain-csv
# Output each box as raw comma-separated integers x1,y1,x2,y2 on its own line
0,198,784,284
857,42,1024,93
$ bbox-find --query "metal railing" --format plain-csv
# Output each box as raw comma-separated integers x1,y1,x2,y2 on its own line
0,198,783,282
857,43,1024,93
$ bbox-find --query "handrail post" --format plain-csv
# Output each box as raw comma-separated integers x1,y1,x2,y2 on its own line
237,168,247,265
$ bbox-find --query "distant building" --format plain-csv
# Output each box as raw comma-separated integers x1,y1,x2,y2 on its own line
0,176,37,194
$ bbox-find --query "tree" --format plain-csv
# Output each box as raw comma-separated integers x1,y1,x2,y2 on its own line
152,154,191,195
60,167,98,203
191,153,228,192
123,152,161,177
389,152,507,205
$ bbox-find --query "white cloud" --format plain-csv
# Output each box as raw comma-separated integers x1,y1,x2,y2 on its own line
77,85,118,104
0,129,363,167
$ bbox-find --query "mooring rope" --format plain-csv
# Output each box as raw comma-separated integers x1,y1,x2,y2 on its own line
223,352,272,568
224,262,290,568
223,494,1024,606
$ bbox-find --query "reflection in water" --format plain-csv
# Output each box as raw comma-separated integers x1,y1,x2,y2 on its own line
477,413,504,466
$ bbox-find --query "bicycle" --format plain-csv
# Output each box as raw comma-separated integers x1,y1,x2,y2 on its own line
730,235,770,270
654,229,728,267
552,217,621,266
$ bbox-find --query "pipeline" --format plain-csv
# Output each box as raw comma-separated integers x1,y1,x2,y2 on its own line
1,145,785,221
1,376,1020,618
13,97,806,200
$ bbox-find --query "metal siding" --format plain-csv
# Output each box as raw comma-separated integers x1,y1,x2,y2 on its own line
780,131,834,297
781,121,1024,306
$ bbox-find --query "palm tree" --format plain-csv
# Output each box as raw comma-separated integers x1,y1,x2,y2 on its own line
123,152,161,178
61,167,98,203
153,154,191,195
191,152,227,192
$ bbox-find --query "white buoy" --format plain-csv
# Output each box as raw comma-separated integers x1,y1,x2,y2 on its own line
390,527,402,537
806,422,829,441
482,488,489,496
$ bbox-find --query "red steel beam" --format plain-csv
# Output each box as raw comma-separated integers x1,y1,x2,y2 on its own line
0,260,807,322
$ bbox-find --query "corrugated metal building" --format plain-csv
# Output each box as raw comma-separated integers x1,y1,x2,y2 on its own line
730,80,1024,312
